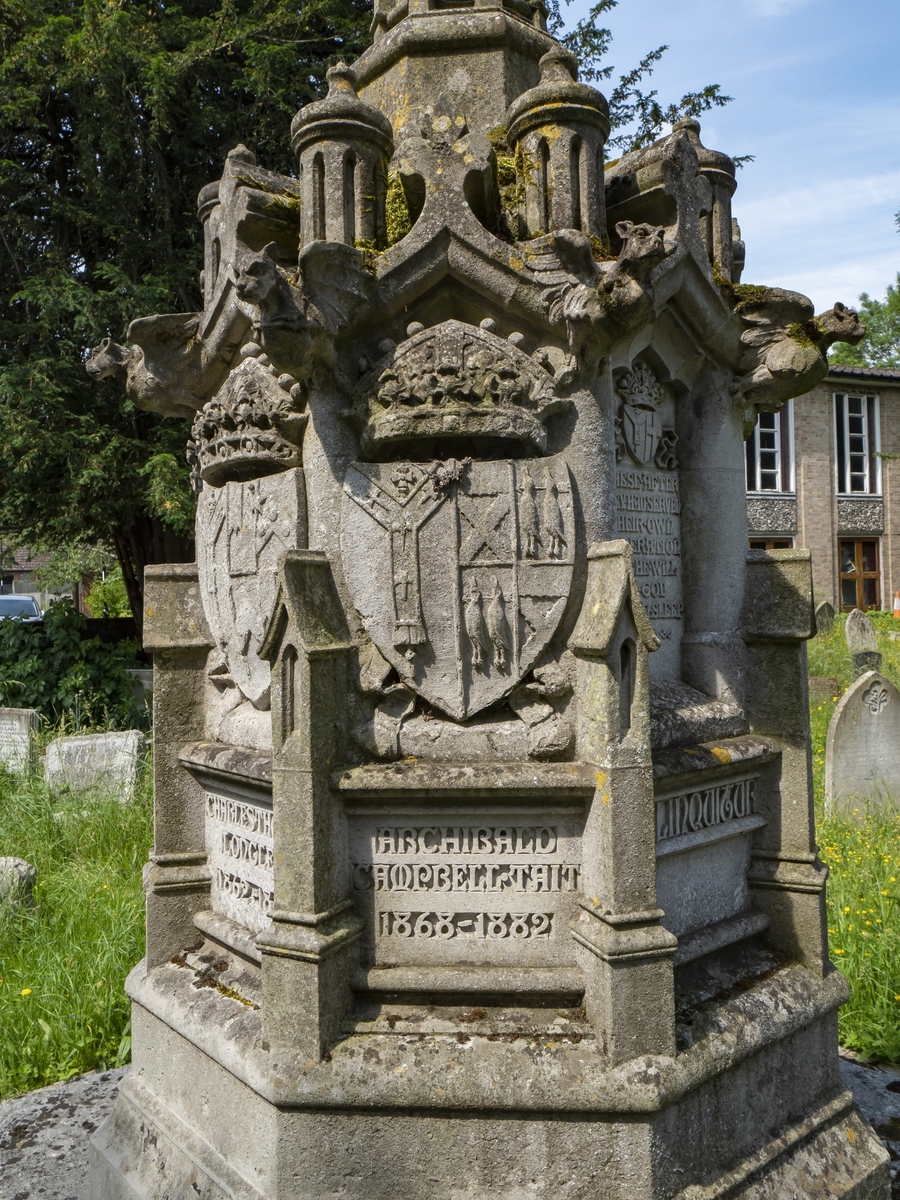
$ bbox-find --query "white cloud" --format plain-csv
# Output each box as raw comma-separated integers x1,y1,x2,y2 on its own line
737,171,900,232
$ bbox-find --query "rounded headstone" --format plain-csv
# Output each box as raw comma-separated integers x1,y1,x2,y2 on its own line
0,856,36,910
844,608,882,675
825,671,900,819
814,600,834,635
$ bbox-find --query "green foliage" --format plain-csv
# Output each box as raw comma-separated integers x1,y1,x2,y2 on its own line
84,566,131,619
808,614,900,1061
829,273,900,370
0,0,370,587
27,544,116,594
0,759,152,1097
0,599,141,726
548,0,732,152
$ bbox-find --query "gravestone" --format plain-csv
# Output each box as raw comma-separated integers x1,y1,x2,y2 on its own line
825,671,900,818
846,606,882,674
44,730,146,801
86,10,886,1199
0,857,36,911
815,599,834,634
0,708,39,773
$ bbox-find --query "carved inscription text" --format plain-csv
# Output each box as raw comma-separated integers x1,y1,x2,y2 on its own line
656,778,755,843
349,812,583,967
206,792,274,934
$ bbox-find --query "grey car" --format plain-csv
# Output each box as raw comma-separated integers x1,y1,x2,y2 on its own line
0,595,43,623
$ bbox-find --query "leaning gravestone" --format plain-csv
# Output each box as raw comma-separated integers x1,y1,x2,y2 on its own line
44,731,145,802
846,607,882,674
0,708,39,773
826,671,900,819
815,599,834,634
85,11,886,1199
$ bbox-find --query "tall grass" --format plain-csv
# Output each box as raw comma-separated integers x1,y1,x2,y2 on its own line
810,611,900,1062
0,757,151,1098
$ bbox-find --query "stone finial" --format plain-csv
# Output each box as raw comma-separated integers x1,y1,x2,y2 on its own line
291,61,393,248
506,43,609,239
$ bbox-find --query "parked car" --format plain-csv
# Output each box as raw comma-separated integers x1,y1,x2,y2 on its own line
0,595,43,623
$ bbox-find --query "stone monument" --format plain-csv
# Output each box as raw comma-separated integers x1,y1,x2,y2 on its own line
845,607,882,675
825,670,900,819
87,6,886,1196
45,730,146,802
815,599,835,634
0,707,39,773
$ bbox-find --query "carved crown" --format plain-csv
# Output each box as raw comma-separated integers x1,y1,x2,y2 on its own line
351,319,569,455
188,350,307,487
616,364,663,409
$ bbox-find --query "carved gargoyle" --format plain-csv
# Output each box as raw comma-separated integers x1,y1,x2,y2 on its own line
734,290,865,426
86,314,201,418
550,221,668,374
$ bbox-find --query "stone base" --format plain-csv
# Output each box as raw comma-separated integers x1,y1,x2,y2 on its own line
90,956,890,1200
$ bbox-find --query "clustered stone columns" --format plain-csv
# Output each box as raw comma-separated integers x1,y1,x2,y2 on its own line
141,565,214,969
506,46,609,240
291,64,394,249
257,551,363,1059
568,542,677,1064
742,550,829,976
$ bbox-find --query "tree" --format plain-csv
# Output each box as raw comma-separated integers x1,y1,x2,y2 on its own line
0,0,731,624
829,274,900,370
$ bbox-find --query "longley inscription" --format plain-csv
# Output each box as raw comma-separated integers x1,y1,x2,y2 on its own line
206,790,274,935
656,778,755,842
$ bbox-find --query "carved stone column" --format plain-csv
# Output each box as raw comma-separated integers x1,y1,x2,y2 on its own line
569,542,677,1064
142,564,214,969
257,551,363,1058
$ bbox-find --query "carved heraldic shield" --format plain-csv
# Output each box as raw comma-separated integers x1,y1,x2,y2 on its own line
341,457,575,720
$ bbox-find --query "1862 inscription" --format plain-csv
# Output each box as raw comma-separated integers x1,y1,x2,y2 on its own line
206,793,274,934
349,813,583,967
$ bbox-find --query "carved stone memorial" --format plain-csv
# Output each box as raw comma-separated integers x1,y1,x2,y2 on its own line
87,6,887,1197
825,670,900,819
845,606,882,675
0,707,38,773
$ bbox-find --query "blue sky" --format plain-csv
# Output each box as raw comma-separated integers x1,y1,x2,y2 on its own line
565,0,900,314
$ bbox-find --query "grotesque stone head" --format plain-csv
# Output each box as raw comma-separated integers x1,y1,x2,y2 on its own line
817,301,866,349
85,337,136,381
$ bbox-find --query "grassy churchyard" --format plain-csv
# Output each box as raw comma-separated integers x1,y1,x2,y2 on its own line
0,618,899,1097
0,734,151,1098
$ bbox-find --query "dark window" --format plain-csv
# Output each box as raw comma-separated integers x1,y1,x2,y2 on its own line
749,538,794,550
746,404,793,492
835,392,879,494
839,538,880,611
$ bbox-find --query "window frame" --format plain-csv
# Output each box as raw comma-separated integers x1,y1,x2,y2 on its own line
746,401,795,494
834,391,881,496
838,537,881,612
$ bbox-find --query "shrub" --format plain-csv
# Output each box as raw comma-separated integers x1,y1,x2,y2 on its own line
0,598,141,727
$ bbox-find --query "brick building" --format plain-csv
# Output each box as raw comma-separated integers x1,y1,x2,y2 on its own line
746,364,900,611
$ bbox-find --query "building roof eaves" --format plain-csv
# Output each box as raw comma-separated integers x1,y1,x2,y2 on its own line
827,364,900,382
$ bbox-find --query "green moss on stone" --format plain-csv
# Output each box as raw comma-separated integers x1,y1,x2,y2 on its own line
385,170,411,246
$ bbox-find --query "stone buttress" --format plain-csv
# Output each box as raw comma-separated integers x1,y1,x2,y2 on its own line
87,3,884,1197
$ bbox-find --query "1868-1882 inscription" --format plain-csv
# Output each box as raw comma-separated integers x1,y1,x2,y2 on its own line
206,792,274,934
349,810,584,967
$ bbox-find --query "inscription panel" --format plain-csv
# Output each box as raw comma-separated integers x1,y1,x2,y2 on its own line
206,792,274,934
656,777,756,845
0,708,38,773
349,811,583,967
617,466,682,678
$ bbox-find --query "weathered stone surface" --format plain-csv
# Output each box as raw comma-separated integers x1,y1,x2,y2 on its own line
815,600,835,633
825,670,900,818
846,605,883,674
0,706,39,773
44,731,146,801
84,0,883,1193
0,856,36,910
